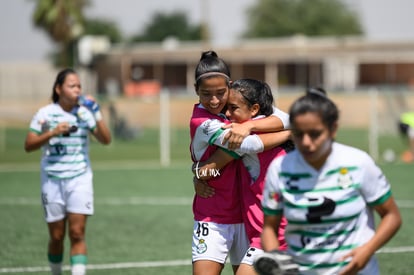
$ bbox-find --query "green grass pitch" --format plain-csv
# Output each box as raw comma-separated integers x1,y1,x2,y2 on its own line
0,127,413,274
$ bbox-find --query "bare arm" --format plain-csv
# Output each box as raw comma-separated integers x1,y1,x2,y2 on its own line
259,130,292,151
241,115,285,133
191,149,234,198
193,130,291,180
223,116,285,150
339,197,402,275
261,214,283,251
92,119,112,145
24,122,71,152
192,130,291,197
192,148,234,180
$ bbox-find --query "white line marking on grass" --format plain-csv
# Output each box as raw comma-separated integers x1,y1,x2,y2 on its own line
377,246,414,254
0,197,192,206
1,197,414,208
101,197,192,205
0,161,190,172
87,259,191,270
396,200,414,208
3,248,414,274
0,259,191,273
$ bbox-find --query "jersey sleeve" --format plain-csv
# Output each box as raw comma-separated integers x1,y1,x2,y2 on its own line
271,106,290,129
29,108,46,134
191,118,239,159
262,159,284,216
209,128,265,155
197,118,227,144
359,153,392,206
235,134,264,154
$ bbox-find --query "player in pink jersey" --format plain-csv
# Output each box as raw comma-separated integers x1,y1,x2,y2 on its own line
193,79,291,275
190,51,290,275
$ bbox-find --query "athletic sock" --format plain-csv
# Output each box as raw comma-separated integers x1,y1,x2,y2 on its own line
70,254,87,275
48,254,63,275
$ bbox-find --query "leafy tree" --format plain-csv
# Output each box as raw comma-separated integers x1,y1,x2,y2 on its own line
84,18,123,43
244,0,363,38
32,0,89,67
129,11,203,43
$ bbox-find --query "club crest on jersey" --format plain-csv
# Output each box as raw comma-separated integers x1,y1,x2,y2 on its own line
196,239,207,254
269,191,281,203
338,167,353,189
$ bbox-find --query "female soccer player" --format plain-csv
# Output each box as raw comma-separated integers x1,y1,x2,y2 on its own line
190,51,289,275
255,88,402,275
194,78,293,275
24,68,111,275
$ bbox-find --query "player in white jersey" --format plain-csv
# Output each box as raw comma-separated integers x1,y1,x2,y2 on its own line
254,88,402,275
24,68,111,275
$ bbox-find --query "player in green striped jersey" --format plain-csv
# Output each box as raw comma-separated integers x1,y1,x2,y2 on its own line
255,88,402,275
24,68,111,275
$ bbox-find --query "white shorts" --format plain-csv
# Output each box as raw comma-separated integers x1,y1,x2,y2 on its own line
192,221,249,265
241,246,264,265
41,169,94,223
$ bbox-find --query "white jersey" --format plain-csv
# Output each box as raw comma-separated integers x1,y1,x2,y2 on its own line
191,104,266,162
271,106,290,129
262,142,390,275
239,113,288,182
29,103,96,179
192,105,289,160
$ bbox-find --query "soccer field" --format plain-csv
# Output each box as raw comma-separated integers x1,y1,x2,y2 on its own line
0,127,413,274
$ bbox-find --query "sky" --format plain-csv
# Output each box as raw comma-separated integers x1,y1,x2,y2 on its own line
1,0,414,62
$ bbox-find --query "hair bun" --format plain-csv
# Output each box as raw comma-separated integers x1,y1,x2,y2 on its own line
307,87,327,97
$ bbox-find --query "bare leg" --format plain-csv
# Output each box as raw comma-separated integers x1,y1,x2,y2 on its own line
193,260,224,275
68,213,88,275
47,219,66,275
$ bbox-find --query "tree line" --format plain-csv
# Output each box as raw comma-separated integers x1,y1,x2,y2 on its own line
32,0,363,67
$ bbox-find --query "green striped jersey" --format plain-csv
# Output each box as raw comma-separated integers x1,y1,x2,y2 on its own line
29,103,96,179
262,142,390,274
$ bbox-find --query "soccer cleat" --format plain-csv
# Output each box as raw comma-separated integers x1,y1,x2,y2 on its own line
253,250,300,275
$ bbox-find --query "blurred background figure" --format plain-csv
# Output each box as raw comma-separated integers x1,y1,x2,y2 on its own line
108,102,140,140
398,111,414,163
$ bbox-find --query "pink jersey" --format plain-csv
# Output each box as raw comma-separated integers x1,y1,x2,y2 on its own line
190,104,243,224
240,145,288,250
